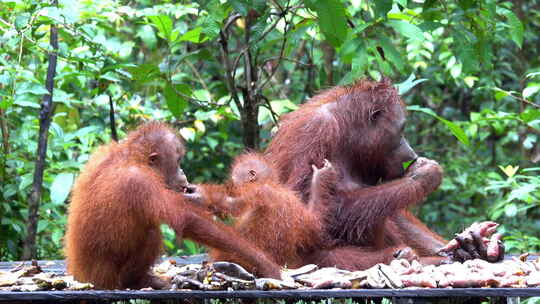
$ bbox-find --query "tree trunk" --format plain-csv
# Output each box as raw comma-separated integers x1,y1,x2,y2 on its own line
0,108,9,183
241,95,260,150
22,0,58,260
241,17,260,150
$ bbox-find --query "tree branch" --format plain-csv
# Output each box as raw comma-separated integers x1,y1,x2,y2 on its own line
260,95,279,125
0,107,9,185
185,59,214,102
22,0,59,260
513,94,540,108
256,16,290,94
219,17,242,111
231,12,284,78
0,108,9,154
108,94,118,141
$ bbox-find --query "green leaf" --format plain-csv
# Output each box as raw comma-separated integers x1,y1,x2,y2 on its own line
306,0,349,47
453,30,477,74
492,87,511,101
352,22,371,35
501,9,524,48
53,104,80,132
180,127,196,142
388,12,412,21
523,85,540,99
419,21,443,31
476,37,493,70
126,64,160,83
395,0,407,7
377,34,404,72
0,96,12,109
408,105,470,147
206,0,229,22
207,137,219,150
194,120,206,133
526,72,540,79
14,13,30,31
192,89,211,103
440,118,470,147
422,0,437,10
164,83,190,118
463,76,478,88
177,27,203,43
340,37,360,64
450,64,462,79
37,221,48,234
388,20,424,41
258,99,298,124
351,44,368,75
499,165,519,178
458,0,475,10
520,109,540,123
229,0,249,16
340,42,368,85
137,25,157,50
52,230,63,245
402,159,414,170
41,6,63,23
20,84,50,96
99,72,121,82
148,15,173,42
51,173,74,205
396,73,427,95
504,204,518,217
198,16,221,41
374,0,392,18
507,184,537,203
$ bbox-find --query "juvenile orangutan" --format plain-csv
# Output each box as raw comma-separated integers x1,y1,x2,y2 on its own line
65,122,282,289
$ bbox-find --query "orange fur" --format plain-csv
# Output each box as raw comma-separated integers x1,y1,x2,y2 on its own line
200,153,418,270
199,153,415,271
65,122,281,289
265,78,447,263
202,153,326,270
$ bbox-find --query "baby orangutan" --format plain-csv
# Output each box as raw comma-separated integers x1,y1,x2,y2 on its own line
187,153,335,271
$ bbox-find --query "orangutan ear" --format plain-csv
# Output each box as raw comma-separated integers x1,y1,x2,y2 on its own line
369,109,383,123
248,169,257,182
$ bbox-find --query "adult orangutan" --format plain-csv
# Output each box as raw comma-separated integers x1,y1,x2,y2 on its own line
65,122,282,290
265,78,503,263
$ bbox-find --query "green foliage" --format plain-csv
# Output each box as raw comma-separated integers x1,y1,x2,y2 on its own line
1,0,539,260
408,105,470,147
305,0,349,47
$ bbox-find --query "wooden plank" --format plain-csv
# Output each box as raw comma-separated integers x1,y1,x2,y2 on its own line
0,260,66,274
1,289,540,302
0,255,534,275
0,255,208,274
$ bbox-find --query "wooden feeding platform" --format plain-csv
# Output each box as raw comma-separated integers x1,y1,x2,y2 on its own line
0,288,537,303
1,258,540,304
